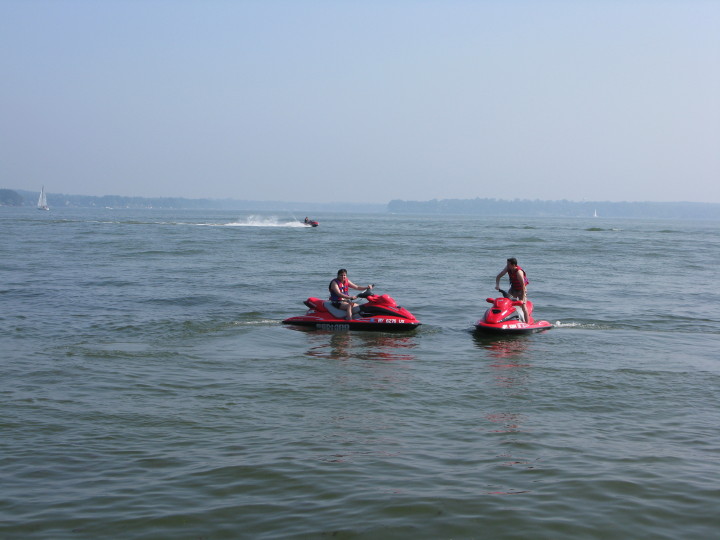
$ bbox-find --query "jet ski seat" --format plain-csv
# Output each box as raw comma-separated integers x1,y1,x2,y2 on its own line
323,301,361,319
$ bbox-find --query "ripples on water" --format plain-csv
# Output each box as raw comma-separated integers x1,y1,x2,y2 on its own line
1,209,719,539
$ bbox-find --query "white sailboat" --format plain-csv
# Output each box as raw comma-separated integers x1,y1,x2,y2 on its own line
37,186,49,210
593,209,598,218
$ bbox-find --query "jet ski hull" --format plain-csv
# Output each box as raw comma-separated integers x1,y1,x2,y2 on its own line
283,315,420,332
475,320,553,334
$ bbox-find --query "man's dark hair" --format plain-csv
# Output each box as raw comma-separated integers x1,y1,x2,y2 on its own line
507,258,518,266
337,268,347,276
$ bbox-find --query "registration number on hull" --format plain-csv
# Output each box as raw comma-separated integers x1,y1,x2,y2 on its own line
317,324,350,330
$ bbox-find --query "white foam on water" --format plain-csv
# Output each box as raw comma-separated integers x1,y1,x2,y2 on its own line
554,321,603,329
201,216,309,228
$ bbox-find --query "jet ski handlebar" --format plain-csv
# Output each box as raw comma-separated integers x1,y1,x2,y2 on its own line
356,285,375,299
486,290,524,305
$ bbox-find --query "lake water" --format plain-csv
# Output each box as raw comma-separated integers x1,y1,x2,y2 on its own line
1,208,719,539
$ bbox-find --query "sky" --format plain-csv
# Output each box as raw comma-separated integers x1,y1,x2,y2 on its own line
1,0,718,204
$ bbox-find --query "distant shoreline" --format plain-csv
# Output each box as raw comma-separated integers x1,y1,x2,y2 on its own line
388,198,720,219
4,189,385,213
3,189,720,219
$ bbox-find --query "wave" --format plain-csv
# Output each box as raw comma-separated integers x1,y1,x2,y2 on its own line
553,321,606,329
232,319,280,326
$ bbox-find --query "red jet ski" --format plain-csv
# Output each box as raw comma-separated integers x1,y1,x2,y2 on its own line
283,288,420,331
475,290,553,334
303,218,319,227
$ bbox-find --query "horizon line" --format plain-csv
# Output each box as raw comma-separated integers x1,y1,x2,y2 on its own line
8,189,720,206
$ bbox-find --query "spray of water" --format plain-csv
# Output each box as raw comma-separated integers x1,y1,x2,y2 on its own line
201,216,309,228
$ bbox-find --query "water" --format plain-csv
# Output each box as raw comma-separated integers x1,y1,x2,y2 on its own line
1,208,719,539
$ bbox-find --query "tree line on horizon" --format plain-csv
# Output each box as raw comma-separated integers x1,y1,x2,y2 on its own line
2,189,718,219
0,189,384,212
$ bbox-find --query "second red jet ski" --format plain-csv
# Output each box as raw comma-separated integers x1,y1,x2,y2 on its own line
475,290,553,334
283,287,420,331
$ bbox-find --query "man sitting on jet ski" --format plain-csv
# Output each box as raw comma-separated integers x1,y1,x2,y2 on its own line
329,268,374,321
495,257,531,323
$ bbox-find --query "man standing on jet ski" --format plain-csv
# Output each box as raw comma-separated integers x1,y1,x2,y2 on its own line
329,269,374,321
495,257,531,323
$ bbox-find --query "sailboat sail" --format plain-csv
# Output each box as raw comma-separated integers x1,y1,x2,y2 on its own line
37,186,49,210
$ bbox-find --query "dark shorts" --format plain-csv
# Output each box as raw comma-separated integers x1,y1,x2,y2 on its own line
509,287,526,300
331,301,343,309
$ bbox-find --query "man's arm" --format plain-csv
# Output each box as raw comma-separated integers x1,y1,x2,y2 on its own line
517,269,527,300
495,266,508,289
348,280,371,291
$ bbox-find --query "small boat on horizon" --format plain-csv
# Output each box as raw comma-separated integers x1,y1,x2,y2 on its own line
37,186,49,211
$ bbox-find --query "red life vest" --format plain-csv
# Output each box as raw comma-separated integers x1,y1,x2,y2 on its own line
329,278,348,302
508,266,529,290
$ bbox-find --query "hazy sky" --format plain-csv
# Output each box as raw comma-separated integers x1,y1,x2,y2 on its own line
2,0,718,204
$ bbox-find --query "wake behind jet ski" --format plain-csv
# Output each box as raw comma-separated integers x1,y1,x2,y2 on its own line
475,289,553,334
283,287,421,332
